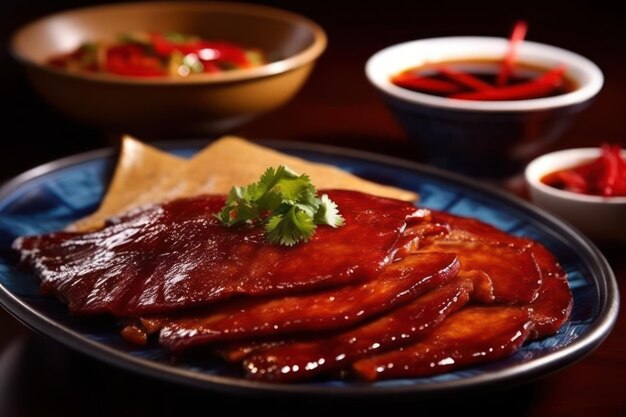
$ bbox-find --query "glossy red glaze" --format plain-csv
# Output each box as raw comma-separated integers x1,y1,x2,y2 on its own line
232,213,568,382
409,211,542,303
527,244,573,338
541,144,626,196
216,339,286,363
157,252,459,350
424,242,541,303
13,192,572,383
243,271,491,382
352,306,532,381
13,190,417,317
346,235,569,382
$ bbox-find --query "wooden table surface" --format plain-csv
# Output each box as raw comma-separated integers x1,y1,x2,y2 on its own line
0,1,624,416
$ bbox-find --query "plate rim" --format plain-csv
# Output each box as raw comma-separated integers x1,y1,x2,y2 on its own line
0,139,619,396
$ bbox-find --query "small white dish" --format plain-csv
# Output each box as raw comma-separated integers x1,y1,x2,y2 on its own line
525,148,626,241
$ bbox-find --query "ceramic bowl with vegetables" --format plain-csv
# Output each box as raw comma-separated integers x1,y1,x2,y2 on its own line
525,145,626,241
366,22,603,177
11,2,326,136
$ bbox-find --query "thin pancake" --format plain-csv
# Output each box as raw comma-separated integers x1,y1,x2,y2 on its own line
151,136,418,203
69,136,186,232
69,136,418,231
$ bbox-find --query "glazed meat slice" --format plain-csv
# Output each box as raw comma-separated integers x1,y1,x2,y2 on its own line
429,212,533,247
421,241,541,303
216,339,287,363
232,243,571,383
146,252,460,350
526,244,573,338
349,240,571,381
424,212,571,327
403,211,543,303
242,271,494,382
352,306,533,381
13,190,417,317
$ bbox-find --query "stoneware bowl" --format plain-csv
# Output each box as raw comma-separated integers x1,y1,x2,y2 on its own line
11,2,326,136
366,37,603,177
525,148,626,241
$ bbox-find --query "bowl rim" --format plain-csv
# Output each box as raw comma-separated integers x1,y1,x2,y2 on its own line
10,1,327,85
525,147,626,204
365,36,604,113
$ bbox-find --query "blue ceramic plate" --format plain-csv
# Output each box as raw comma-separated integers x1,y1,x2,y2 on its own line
0,140,618,396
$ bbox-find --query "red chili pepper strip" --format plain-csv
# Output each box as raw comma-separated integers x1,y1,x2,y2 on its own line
202,61,221,73
391,72,462,94
615,148,626,195
104,44,166,77
598,144,626,196
450,66,566,101
150,33,177,57
149,33,250,66
497,20,528,86
150,33,204,57
436,65,494,91
557,170,589,193
599,144,619,196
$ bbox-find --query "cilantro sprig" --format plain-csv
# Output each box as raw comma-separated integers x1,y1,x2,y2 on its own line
216,166,344,246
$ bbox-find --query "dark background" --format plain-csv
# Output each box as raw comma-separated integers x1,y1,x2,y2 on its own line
1,1,625,416
2,0,626,182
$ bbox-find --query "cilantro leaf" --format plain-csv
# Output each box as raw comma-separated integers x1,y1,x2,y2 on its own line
314,194,345,227
265,206,317,246
216,165,345,245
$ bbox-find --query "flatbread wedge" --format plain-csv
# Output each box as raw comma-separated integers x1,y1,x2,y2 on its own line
69,136,185,231
70,135,418,232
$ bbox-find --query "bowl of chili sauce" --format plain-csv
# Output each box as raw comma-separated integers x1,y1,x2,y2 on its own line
365,27,603,177
525,146,626,241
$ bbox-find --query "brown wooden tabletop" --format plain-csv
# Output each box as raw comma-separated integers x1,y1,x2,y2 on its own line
0,1,624,416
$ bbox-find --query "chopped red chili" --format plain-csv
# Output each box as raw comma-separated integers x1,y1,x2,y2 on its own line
541,144,626,197
48,31,266,78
